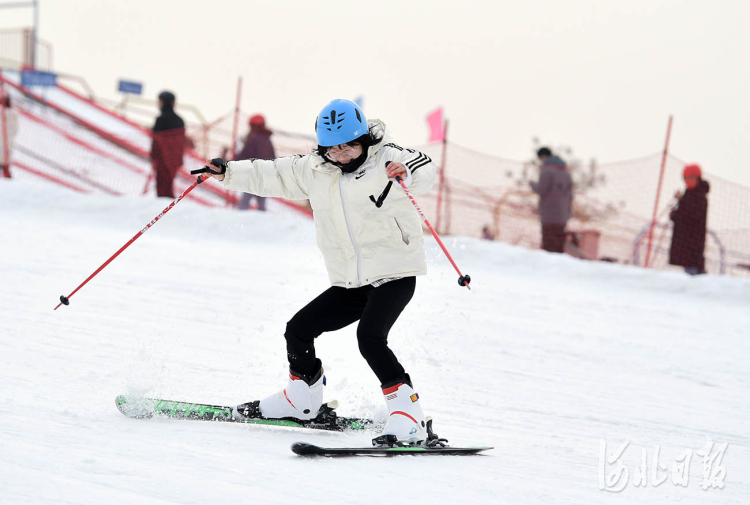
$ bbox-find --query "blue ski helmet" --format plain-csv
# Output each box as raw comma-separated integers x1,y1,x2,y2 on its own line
315,99,369,147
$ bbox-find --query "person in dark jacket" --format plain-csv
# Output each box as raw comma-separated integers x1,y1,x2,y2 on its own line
530,147,573,253
237,114,275,211
150,91,185,198
669,164,709,275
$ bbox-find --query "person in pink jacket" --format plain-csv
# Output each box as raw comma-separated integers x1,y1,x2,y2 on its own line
203,99,437,446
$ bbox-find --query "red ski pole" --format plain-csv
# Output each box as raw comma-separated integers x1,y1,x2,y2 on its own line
393,168,471,290
55,173,211,310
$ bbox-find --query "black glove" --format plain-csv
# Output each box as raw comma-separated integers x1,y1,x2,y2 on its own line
191,158,227,175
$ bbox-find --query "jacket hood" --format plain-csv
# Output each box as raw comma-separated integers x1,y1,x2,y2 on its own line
543,155,566,168
693,178,710,194
158,91,176,109
310,119,391,173
249,124,273,136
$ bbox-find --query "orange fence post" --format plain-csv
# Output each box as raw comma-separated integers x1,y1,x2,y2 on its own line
230,76,243,161
435,119,449,234
644,115,673,268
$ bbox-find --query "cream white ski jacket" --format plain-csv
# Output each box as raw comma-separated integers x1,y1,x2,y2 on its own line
221,120,437,288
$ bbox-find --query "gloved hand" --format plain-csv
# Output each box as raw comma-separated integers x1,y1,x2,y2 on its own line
191,158,227,180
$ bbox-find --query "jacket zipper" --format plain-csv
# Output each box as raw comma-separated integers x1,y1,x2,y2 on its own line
338,176,362,286
394,217,409,244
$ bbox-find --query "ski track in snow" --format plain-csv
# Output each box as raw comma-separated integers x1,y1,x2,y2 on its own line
1,179,749,504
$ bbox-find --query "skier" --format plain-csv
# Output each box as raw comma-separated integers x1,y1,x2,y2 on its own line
202,99,436,445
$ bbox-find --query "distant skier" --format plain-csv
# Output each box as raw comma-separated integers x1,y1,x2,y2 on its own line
530,147,573,253
150,91,186,198
236,114,275,211
203,99,437,445
669,164,709,275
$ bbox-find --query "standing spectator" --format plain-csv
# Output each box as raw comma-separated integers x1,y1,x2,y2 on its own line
150,91,185,198
1,95,19,179
669,164,709,275
237,114,275,211
530,147,573,253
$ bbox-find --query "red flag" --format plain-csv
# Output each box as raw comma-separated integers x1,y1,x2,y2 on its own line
426,107,444,142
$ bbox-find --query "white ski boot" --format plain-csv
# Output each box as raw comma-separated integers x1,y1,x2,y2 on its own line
372,381,427,446
255,367,326,421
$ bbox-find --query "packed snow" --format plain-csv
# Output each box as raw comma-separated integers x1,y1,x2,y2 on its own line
1,179,748,504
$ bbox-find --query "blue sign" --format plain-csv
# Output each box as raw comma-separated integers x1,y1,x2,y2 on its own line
118,80,143,95
21,70,57,87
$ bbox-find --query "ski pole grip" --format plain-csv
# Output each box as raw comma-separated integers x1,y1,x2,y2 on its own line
386,161,406,185
191,158,227,176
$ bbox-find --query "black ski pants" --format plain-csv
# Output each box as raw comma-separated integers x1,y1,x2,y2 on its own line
284,276,416,387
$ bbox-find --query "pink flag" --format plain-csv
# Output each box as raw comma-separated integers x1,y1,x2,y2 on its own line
426,107,445,142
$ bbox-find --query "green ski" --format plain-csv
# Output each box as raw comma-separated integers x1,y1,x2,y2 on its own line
115,395,373,432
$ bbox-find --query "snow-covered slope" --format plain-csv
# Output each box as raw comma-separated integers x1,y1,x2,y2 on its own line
1,179,748,504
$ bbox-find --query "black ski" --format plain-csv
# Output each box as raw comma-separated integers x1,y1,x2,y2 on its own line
291,418,492,456
115,395,373,432
291,442,492,457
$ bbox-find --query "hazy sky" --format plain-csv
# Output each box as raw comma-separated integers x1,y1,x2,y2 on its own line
2,0,749,185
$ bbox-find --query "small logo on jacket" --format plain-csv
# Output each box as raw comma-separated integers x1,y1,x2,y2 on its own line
355,171,366,179
410,393,419,402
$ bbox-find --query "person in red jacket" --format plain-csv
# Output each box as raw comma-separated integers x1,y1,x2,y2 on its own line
669,164,710,275
150,91,185,198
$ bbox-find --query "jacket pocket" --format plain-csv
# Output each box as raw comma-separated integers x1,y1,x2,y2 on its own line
394,217,410,245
